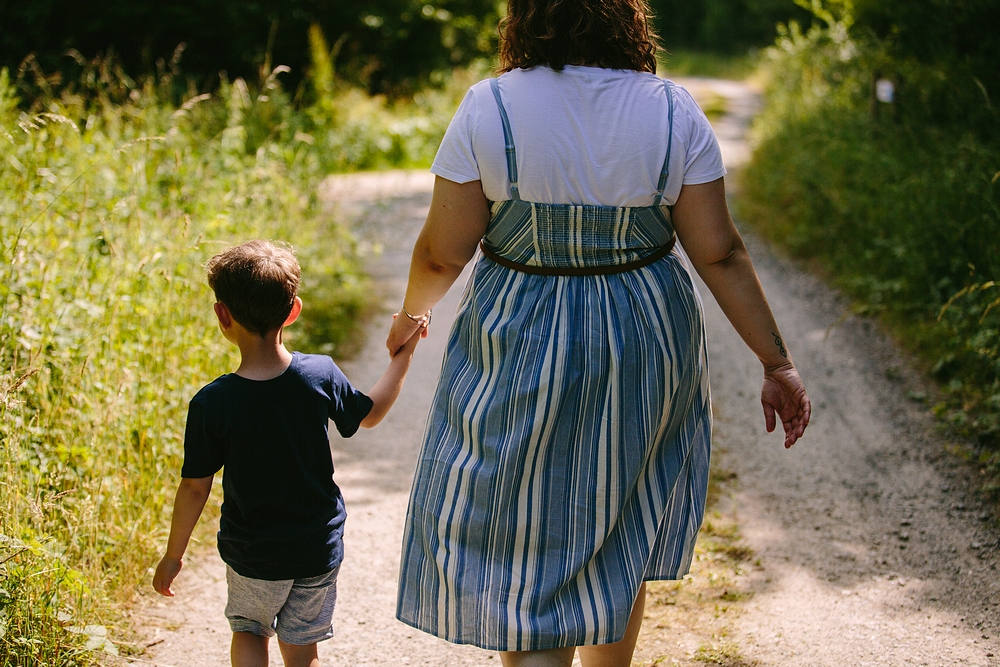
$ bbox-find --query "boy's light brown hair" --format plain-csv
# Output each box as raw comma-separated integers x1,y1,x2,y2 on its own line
206,240,300,336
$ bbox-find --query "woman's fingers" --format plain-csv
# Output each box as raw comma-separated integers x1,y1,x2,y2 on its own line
761,366,811,448
780,388,811,448
386,316,412,352
763,401,777,433
386,314,428,357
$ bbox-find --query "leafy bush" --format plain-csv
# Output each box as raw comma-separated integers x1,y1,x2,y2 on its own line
304,25,490,173
740,2,1000,489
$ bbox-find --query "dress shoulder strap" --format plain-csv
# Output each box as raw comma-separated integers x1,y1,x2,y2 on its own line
489,78,521,201
652,79,675,207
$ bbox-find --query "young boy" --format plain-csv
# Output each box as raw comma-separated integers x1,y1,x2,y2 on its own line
152,239,422,667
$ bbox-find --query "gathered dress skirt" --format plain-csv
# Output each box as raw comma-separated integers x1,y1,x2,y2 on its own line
396,234,712,651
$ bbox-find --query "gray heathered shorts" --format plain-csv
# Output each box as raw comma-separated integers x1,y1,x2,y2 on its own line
224,564,340,645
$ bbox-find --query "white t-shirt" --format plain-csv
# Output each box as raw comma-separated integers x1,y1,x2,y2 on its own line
431,65,727,208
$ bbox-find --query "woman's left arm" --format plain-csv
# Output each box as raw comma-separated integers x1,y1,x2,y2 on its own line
672,177,811,448
386,176,490,355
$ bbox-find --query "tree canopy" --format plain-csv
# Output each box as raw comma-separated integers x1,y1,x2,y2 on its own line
3,0,997,106
650,0,812,54
0,0,500,94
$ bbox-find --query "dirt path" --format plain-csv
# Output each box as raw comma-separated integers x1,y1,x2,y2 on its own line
133,79,999,667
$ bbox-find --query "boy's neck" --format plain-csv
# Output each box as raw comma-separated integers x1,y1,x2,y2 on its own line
234,329,294,381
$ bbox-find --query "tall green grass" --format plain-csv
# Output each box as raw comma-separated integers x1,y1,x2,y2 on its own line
0,50,469,663
739,13,1000,496
657,49,759,81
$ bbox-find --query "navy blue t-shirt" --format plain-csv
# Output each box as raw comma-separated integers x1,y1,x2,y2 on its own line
181,352,373,580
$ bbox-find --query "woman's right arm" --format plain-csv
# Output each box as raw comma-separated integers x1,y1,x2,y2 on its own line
386,175,490,355
672,177,811,447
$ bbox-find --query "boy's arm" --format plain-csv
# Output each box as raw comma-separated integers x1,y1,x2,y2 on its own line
152,475,214,596
360,322,422,428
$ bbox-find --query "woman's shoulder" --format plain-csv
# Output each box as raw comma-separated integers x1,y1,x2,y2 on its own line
661,79,702,107
468,77,495,94
660,80,717,134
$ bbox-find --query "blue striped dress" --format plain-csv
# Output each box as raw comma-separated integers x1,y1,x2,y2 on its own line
396,78,712,651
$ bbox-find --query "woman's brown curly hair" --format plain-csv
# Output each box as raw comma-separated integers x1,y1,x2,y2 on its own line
498,0,660,74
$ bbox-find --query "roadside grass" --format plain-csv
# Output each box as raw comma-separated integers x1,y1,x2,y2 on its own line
697,94,730,122
0,52,466,664
738,18,1000,505
636,454,758,667
657,50,759,81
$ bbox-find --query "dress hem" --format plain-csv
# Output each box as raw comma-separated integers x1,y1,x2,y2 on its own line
394,613,631,652
395,570,691,652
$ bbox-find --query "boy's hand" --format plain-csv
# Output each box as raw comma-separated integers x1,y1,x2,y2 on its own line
387,311,429,357
389,313,425,358
364,315,425,428
152,555,183,596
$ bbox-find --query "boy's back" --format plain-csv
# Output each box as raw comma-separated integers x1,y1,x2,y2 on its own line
183,351,373,580
153,239,422,667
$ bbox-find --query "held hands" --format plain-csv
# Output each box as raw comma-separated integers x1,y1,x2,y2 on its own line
761,363,811,449
152,555,182,597
386,308,430,357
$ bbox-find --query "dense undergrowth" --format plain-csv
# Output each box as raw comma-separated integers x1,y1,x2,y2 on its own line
0,46,473,664
740,7,1000,499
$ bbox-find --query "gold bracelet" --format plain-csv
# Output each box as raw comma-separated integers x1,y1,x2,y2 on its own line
400,304,432,325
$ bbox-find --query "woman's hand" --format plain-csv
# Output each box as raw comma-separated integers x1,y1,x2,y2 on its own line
761,363,811,449
387,311,429,357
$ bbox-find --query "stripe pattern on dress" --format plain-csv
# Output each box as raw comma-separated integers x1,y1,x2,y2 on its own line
396,75,712,652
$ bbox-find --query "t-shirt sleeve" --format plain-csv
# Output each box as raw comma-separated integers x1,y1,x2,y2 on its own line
326,360,374,438
677,87,728,186
180,398,225,478
430,87,481,184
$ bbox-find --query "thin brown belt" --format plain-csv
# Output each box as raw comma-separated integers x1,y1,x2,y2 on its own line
478,236,676,276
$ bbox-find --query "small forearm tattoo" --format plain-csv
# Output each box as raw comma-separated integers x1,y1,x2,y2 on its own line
772,332,787,358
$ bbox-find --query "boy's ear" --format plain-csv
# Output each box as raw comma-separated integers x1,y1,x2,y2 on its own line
283,297,303,327
214,302,232,330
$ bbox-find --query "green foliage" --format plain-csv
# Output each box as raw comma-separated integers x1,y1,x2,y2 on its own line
0,537,93,666
304,25,490,173
651,0,812,54
658,50,760,80
846,0,1000,139
740,2,1000,491
1,0,500,96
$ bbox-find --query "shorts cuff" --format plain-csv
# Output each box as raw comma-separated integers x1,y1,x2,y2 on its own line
275,627,334,646
229,618,276,638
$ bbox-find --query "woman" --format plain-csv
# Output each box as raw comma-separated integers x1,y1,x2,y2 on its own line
385,1,811,665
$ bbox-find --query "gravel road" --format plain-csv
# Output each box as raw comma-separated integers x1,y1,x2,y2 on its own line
134,79,999,667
